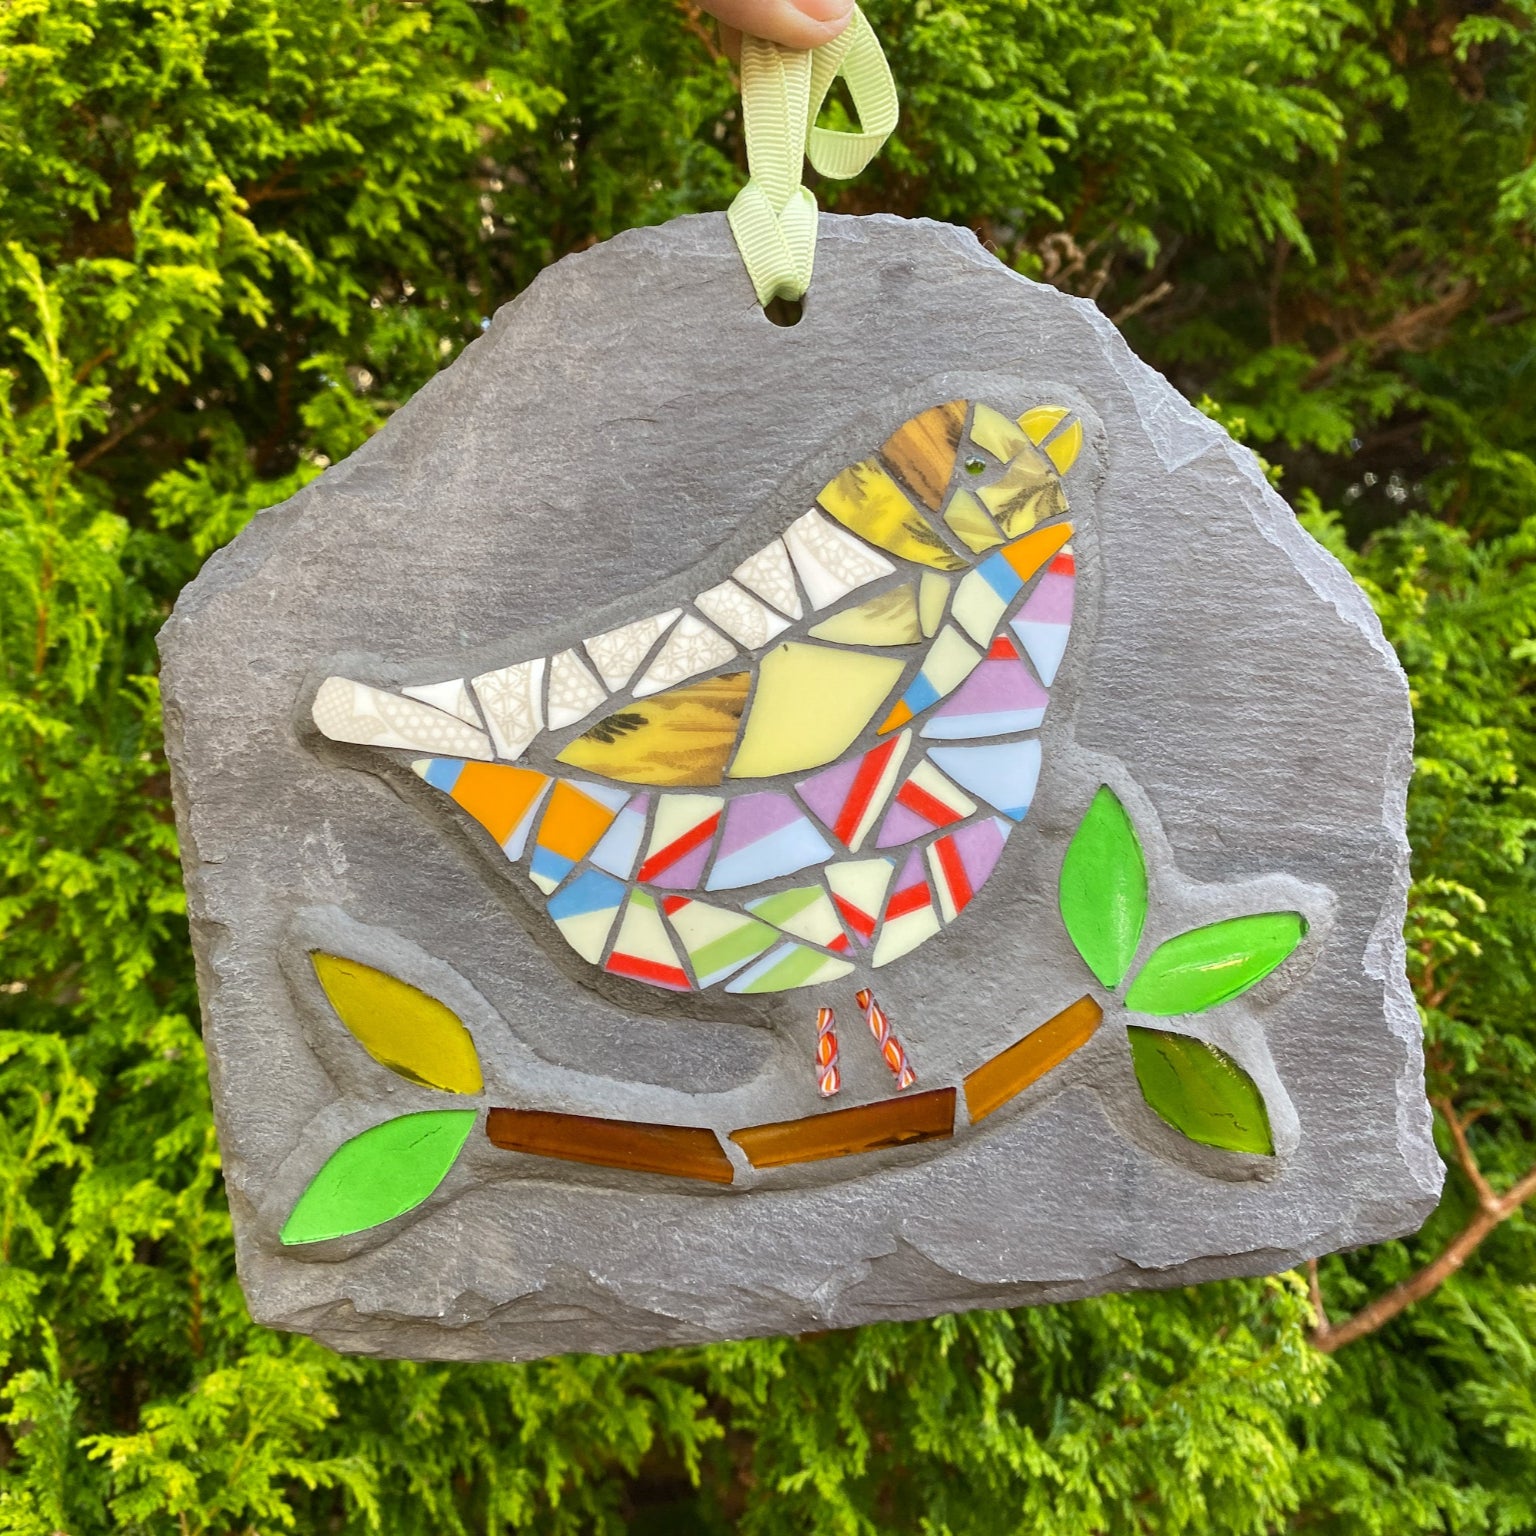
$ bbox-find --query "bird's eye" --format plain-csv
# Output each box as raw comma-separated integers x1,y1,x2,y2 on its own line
964,456,986,476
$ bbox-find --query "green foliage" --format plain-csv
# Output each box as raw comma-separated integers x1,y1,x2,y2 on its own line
0,0,1533,1529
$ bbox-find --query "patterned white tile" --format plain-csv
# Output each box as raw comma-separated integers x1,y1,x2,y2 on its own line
632,615,737,697
583,609,682,692
401,678,480,726
312,678,493,759
470,657,545,759
783,509,896,610
546,648,607,729
694,580,792,651
732,538,803,619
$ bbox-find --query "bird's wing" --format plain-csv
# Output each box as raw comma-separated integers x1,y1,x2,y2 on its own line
309,399,1083,995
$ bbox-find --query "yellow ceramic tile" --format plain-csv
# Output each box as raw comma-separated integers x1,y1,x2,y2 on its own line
918,572,949,637
825,858,896,944
1044,419,1083,474
871,899,942,966
746,885,848,950
816,459,967,572
665,898,778,987
871,853,944,966
605,891,691,991
1019,405,1085,474
952,563,1013,646
547,871,625,964
920,626,984,695
978,450,1065,537
969,402,1030,462
877,626,982,733
879,400,965,510
557,672,749,786
729,643,905,779
808,585,922,646
1019,405,1069,444
941,487,1004,552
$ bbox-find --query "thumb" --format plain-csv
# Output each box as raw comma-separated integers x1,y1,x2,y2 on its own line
702,0,854,53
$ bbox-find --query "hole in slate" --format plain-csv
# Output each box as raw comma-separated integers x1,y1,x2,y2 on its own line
764,295,804,328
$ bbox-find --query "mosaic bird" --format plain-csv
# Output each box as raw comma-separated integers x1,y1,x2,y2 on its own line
311,399,1082,1096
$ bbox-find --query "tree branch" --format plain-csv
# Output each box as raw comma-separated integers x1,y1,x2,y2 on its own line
1305,280,1476,385
1112,280,1173,326
1435,1095,1498,1209
1311,1147,1536,1354
1305,1257,1328,1330
74,399,167,471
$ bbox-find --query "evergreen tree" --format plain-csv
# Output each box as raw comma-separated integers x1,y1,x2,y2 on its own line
0,0,1532,1528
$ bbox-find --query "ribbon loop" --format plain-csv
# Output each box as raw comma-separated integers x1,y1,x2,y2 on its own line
726,6,899,307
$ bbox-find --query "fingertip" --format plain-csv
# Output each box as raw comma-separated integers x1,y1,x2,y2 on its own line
790,0,854,44
707,0,854,52
792,0,854,23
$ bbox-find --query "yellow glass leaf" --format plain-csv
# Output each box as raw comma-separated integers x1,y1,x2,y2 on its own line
809,585,922,646
556,672,750,787
816,460,966,572
312,953,483,1094
730,643,905,778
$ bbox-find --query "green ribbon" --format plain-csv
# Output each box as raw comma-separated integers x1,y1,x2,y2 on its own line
727,6,899,307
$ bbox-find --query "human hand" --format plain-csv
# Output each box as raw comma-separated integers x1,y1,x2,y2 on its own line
698,0,854,53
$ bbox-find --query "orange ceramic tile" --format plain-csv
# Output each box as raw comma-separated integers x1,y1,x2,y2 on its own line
529,779,630,890
449,762,550,846
1000,521,1074,584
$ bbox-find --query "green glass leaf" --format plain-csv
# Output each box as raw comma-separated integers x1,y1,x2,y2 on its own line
1128,1027,1274,1155
1058,786,1147,987
1124,912,1307,1015
280,1110,476,1245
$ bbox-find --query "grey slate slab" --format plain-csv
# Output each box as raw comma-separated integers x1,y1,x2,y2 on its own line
159,213,1440,1361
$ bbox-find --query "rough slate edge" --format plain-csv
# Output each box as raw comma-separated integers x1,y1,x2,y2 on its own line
159,212,1443,1363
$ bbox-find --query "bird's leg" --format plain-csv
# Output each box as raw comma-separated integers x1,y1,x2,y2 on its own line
856,989,917,1092
815,1006,841,1098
